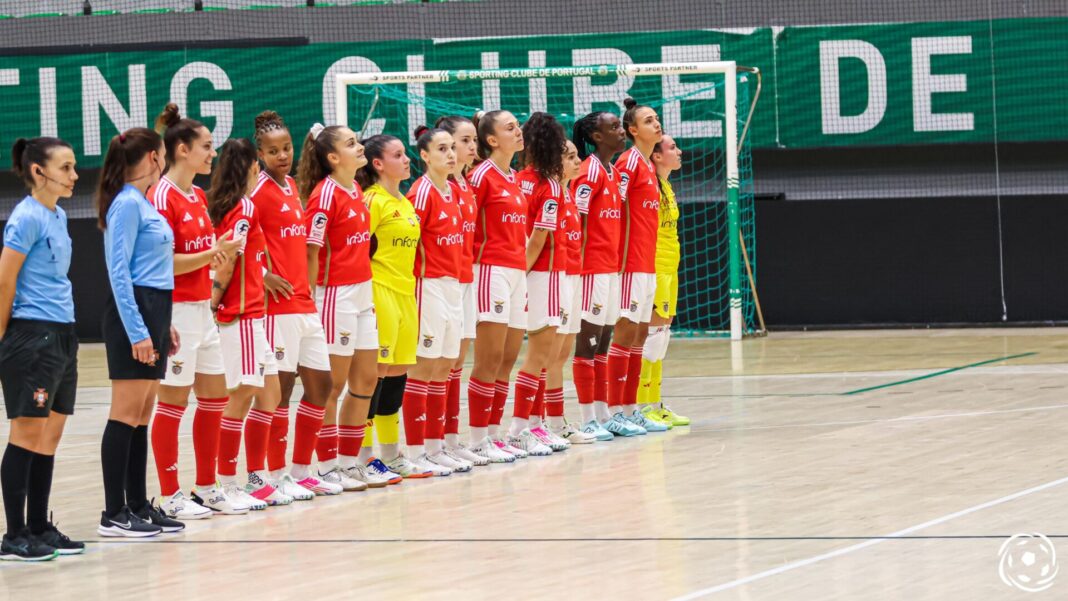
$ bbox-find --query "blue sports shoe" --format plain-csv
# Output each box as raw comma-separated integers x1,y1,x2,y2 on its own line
603,413,641,437
582,419,614,441
627,409,668,432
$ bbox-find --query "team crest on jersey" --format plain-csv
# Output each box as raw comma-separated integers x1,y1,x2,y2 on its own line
34,388,48,408
408,216,417,226
630,301,638,312
171,360,184,375
663,302,669,313
311,213,328,238
494,301,505,314
380,346,390,358
592,303,602,316
198,217,205,227
340,331,351,346
275,347,285,361
422,335,434,348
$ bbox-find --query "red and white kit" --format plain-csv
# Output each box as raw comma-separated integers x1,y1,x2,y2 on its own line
570,155,623,326
450,176,478,340
559,186,584,335
468,160,528,329
518,167,567,332
614,147,660,324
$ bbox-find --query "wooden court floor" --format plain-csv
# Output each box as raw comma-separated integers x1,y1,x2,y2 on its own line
3,328,1068,600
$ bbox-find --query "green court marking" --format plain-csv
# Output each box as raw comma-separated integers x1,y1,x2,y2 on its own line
841,352,1037,396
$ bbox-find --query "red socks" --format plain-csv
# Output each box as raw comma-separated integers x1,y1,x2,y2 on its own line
218,416,244,477
338,424,365,457
445,368,462,435
625,345,644,407
292,399,326,466
511,371,540,420
606,344,631,408
573,357,595,406
546,387,565,418
316,424,338,463
531,370,547,419
244,409,273,473
402,379,429,446
151,402,185,496
594,354,608,405
468,378,494,428
424,382,447,442
193,397,227,488
267,404,289,472
490,380,510,426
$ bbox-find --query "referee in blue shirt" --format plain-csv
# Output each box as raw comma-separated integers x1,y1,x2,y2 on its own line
95,127,184,538
0,137,83,561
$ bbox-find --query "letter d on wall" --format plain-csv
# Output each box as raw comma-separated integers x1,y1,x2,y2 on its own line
820,40,887,134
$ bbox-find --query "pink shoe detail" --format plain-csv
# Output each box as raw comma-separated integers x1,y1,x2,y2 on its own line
249,483,277,501
297,477,329,493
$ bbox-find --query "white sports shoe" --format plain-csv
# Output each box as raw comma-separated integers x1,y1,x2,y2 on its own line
530,426,568,451
553,421,597,444
160,491,212,520
340,463,391,489
469,436,515,463
276,473,315,501
441,449,474,472
318,467,368,492
447,442,489,467
494,437,530,459
192,485,250,515
507,430,554,457
427,450,469,473
412,453,452,477
295,474,344,496
225,482,267,511
245,472,293,506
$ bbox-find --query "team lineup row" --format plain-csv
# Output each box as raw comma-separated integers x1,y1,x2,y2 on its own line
0,98,688,561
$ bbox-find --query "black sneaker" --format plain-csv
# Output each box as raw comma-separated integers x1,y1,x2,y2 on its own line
0,529,58,561
35,514,85,555
134,499,185,533
97,506,163,538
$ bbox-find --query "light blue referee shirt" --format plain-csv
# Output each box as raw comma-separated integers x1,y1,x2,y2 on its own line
2,195,75,323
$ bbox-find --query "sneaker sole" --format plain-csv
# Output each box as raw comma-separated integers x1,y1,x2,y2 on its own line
171,511,213,520
156,524,185,533
97,525,162,538
55,548,85,556
364,481,390,489
401,472,433,479
0,551,58,561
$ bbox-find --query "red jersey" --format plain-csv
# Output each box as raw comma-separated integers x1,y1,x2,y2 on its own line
149,177,214,303
304,177,373,287
560,188,583,276
214,198,266,323
449,176,477,284
517,167,566,273
407,176,464,280
468,160,527,271
250,172,316,315
570,155,622,275
615,148,660,274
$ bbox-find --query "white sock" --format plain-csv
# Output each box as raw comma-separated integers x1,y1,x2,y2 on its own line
269,469,285,481
426,439,444,454
488,424,500,439
380,443,398,460
594,401,612,422
252,470,271,486
548,415,565,429
218,474,238,486
445,433,460,448
643,326,667,360
580,404,596,424
357,447,374,463
508,417,528,437
339,454,359,469
624,404,638,415
470,426,488,443
290,463,310,480
407,444,424,459
529,415,543,429
319,458,337,474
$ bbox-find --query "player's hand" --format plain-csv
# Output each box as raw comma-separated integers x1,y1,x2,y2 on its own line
264,273,294,302
169,326,181,357
131,338,158,366
213,230,243,257
210,251,231,270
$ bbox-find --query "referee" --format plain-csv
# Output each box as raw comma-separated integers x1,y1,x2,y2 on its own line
0,137,82,561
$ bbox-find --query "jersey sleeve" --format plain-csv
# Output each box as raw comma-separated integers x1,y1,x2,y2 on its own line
615,157,634,202
218,207,252,256
304,190,331,247
2,210,39,255
531,182,559,231
570,174,595,216
407,183,433,225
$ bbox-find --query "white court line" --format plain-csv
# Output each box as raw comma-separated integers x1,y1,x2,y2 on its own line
670,475,1068,600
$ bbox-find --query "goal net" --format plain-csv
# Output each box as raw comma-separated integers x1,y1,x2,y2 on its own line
335,62,760,339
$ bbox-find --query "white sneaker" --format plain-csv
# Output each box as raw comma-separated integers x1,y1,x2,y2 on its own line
340,463,391,489
412,453,452,477
246,472,293,506
554,421,597,444
507,430,554,457
427,450,469,473
225,482,268,511
441,448,474,472
530,426,568,451
160,491,212,520
192,486,250,515
494,437,530,459
276,473,315,501
318,467,368,492
447,442,489,467
470,436,515,463
386,455,433,479
294,474,344,495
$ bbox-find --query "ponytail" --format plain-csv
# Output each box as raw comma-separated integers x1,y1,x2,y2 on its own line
95,128,161,230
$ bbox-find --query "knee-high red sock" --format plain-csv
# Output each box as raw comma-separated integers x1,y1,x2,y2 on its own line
530,370,547,419
593,354,608,405
546,387,565,417
468,378,494,428
511,371,540,420
316,424,338,462
338,424,365,457
625,346,645,408
151,402,185,496
244,409,273,473
292,399,326,466
218,416,244,478
490,380,510,426
267,404,289,472
402,379,429,446
445,368,462,435
424,381,447,441
573,357,595,406
193,397,227,488
607,344,631,408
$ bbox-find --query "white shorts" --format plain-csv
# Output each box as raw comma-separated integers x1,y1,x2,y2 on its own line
461,282,476,340
266,313,331,372
580,272,621,327
473,264,527,329
315,282,378,357
526,270,562,332
162,300,224,387
416,277,463,360
619,272,657,324
219,317,278,390
560,274,582,335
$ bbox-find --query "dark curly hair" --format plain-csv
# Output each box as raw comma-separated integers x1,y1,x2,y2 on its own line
208,138,257,226
521,112,566,180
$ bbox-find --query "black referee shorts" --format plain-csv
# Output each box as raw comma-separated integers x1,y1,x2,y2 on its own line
0,319,78,419
102,285,173,381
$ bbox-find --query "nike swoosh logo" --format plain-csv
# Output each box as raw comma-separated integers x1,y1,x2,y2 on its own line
111,520,132,529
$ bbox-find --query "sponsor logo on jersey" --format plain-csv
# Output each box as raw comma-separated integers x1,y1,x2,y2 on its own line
501,212,526,224
499,190,511,198
619,173,630,197
520,181,535,195
566,230,582,241
598,207,621,219
347,231,372,245
642,199,661,210
462,221,476,233
281,203,291,213
435,233,464,246
348,209,357,218
391,236,418,248
310,213,328,239
439,211,449,220
184,234,215,252
542,200,558,215
280,223,307,238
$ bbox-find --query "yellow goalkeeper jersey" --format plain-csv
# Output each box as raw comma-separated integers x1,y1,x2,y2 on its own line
366,183,420,295
655,177,681,274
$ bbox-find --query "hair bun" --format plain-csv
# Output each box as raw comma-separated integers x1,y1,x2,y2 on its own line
255,110,285,132
623,97,638,110
414,125,430,139
154,102,182,133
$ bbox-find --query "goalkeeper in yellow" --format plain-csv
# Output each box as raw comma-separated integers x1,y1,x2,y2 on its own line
637,134,690,426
